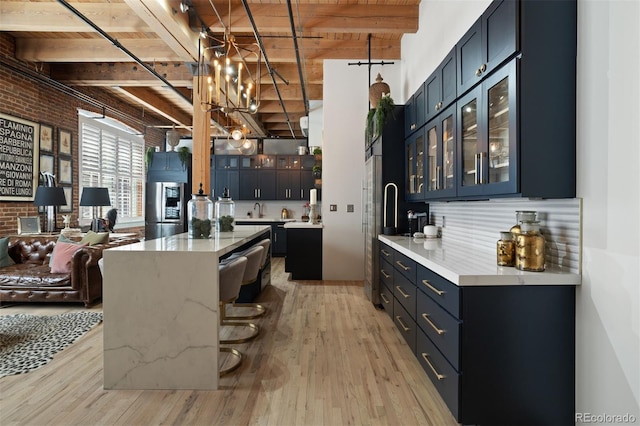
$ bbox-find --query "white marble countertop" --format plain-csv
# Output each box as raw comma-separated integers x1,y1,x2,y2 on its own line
379,234,581,287
283,222,324,228
107,225,270,257
236,218,297,223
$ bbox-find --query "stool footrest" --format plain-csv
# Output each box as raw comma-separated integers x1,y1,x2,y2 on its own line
219,347,243,376
226,302,267,319
220,321,260,344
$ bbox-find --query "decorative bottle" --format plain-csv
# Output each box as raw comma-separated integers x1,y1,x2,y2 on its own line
515,221,545,272
496,231,515,267
215,188,235,232
510,210,537,237
187,183,213,239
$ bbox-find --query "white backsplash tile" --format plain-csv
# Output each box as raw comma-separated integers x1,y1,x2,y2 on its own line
428,198,582,274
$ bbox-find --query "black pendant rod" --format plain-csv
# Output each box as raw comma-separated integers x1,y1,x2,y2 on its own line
347,34,395,109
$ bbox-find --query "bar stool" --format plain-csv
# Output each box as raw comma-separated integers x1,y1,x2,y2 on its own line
226,242,268,320
218,255,249,376
220,245,263,344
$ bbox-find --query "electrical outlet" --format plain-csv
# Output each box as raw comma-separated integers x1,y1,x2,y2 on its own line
330,204,337,212
347,204,354,212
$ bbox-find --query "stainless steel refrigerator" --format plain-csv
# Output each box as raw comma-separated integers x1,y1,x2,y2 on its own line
145,182,188,240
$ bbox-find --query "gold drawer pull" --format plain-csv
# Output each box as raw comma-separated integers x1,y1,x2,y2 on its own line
396,286,410,299
395,260,410,271
422,279,445,296
422,313,445,335
421,353,446,381
381,249,390,257
380,293,391,304
381,270,391,279
395,316,410,332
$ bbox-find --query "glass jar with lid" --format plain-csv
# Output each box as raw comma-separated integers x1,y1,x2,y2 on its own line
187,183,213,239
496,231,515,267
509,210,537,236
215,188,235,232
514,221,545,271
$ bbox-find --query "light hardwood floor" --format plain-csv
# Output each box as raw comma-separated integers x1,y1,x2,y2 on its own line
0,258,457,426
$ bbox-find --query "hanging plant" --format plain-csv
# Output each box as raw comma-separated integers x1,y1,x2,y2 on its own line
375,94,395,136
178,146,190,170
145,147,155,172
365,94,395,142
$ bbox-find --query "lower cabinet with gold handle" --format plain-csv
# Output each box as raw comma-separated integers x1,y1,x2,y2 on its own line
379,239,576,425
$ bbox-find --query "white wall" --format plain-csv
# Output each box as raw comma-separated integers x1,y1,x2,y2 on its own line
575,0,640,418
322,60,402,280
401,0,640,420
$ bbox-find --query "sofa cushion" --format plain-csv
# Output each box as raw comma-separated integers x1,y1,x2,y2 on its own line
0,237,15,268
51,242,88,274
0,263,72,287
48,234,75,266
80,231,110,246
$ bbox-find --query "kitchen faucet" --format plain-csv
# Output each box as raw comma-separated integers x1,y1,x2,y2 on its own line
253,202,263,218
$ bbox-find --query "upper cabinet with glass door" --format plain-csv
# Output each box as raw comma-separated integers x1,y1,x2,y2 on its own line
457,60,516,198
424,104,457,200
405,128,425,201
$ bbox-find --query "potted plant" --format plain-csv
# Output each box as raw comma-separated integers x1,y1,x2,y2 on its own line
145,147,155,172
313,147,322,160
178,146,190,170
312,165,322,178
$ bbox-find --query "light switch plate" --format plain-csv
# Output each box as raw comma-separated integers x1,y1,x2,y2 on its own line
330,204,337,211
346,204,354,212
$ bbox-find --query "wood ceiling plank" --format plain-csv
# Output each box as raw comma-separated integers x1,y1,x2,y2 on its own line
0,2,150,32
201,3,418,34
260,84,322,101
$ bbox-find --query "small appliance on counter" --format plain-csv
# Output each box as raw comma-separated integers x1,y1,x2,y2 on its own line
407,211,428,236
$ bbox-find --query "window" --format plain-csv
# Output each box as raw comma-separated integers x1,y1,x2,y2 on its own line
79,113,145,226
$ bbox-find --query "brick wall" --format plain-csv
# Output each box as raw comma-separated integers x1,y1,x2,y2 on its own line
0,33,171,236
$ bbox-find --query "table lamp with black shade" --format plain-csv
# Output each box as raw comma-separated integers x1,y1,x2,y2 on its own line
80,187,111,232
33,186,67,233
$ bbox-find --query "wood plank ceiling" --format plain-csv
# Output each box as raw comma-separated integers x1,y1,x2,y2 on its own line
1,0,419,139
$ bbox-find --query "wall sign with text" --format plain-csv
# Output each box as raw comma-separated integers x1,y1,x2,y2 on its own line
0,113,40,201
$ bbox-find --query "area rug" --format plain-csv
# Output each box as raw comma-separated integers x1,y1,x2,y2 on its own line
0,311,103,378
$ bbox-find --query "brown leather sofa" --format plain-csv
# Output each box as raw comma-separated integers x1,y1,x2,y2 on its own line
0,235,139,307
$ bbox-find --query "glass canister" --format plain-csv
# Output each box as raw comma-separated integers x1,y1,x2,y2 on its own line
215,188,235,232
187,183,213,239
515,221,545,272
496,231,515,267
510,210,537,237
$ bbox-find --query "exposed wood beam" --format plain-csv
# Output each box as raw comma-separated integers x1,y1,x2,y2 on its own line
258,100,306,114
51,62,195,87
0,2,151,32
202,3,419,34
123,0,202,62
114,87,192,128
15,38,182,62
15,37,400,63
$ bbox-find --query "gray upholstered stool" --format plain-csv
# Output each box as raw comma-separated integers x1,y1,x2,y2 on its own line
226,243,267,320
220,247,262,345
218,255,249,376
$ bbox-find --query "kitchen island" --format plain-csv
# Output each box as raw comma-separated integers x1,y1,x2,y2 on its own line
102,225,270,390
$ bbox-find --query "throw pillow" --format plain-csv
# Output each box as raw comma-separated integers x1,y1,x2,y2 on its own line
0,236,15,268
80,230,110,246
49,234,76,266
50,241,88,274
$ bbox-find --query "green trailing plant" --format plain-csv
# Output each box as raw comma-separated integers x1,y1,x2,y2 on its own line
366,94,395,142
178,146,190,169
312,165,322,177
145,147,155,171
312,147,322,155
